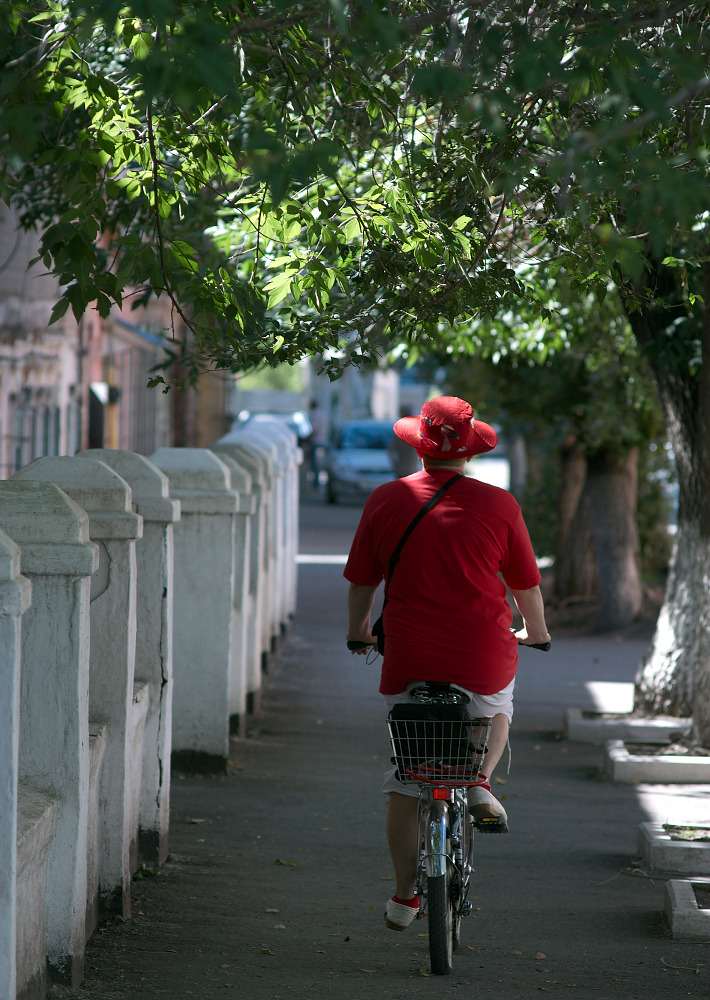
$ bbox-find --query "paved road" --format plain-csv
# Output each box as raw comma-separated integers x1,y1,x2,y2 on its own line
49,496,709,1000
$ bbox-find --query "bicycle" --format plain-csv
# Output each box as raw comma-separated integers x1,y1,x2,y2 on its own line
386,681,490,975
347,635,551,976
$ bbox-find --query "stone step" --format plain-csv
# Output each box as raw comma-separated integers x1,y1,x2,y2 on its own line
664,879,710,939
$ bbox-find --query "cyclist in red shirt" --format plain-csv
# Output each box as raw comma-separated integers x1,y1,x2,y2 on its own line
344,396,550,931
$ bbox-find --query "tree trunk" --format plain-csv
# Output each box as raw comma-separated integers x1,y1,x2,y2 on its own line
553,438,596,601
585,448,642,631
626,256,710,741
507,432,528,501
553,440,642,629
634,519,703,716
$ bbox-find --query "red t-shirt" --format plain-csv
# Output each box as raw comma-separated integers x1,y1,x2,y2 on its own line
344,469,542,695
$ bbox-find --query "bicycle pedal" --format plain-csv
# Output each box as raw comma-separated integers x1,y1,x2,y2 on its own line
474,816,508,833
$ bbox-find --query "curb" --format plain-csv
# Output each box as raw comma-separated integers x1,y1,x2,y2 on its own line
664,879,710,940
604,740,710,783
565,709,691,745
638,822,710,875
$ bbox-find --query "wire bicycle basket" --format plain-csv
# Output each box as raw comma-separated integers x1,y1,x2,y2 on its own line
387,710,491,787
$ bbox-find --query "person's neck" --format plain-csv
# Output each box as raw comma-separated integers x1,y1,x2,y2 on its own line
422,459,467,473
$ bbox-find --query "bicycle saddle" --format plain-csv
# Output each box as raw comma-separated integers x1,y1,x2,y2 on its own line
408,681,471,705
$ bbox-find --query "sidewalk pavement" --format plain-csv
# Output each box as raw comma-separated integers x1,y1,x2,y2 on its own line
49,500,709,1000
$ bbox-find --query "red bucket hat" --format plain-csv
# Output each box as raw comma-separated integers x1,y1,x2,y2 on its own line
393,396,497,460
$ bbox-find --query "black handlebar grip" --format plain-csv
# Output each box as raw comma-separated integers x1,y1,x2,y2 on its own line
510,628,551,652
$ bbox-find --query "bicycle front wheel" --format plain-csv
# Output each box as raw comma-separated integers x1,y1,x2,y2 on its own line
427,866,453,975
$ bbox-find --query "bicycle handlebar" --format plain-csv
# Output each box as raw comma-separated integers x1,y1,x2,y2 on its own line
347,635,551,652
511,628,550,652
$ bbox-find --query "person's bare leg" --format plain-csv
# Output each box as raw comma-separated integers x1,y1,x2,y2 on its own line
469,713,509,827
386,792,419,899
484,713,509,779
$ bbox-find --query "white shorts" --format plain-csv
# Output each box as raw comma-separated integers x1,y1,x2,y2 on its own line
381,679,515,798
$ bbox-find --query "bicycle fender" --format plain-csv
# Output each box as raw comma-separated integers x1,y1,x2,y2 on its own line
425,801,449,879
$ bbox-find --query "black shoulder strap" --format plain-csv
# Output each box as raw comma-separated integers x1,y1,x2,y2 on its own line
383,473,463,599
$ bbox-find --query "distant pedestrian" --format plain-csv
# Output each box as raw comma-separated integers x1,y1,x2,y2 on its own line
307,399,328,486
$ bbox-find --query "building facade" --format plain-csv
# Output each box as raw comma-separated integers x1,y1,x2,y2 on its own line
0,204,231,475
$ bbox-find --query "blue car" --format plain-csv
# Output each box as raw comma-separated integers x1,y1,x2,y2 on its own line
326,419,396,504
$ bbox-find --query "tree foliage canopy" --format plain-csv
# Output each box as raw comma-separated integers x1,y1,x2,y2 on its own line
2,1,709,380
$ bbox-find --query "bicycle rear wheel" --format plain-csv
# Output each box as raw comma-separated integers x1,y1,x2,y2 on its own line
427,866,453,975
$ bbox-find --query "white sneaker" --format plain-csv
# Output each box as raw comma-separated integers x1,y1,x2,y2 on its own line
385,897,419,931
468,783,508,833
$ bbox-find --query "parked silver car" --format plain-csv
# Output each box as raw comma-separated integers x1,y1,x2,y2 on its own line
326,419,396,503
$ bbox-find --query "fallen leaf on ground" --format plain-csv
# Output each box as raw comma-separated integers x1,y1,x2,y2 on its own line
275,859,297,866
186,817,212,824
260,949,274,955
536,952,547,960
265,908,280,913
494,776,507,785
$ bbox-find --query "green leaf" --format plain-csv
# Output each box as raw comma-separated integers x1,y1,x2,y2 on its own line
48,297,70,326
265,273,292,308
132,33,153,60
568,77,591,106
343,217,361,240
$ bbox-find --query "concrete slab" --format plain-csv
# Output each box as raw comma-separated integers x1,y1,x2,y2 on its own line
638,821,710,874
664,879,710,940
605,740,710,783
565,708,692,745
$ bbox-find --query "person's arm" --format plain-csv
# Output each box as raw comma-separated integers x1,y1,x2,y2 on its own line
347,583,378,652
510,585,550,645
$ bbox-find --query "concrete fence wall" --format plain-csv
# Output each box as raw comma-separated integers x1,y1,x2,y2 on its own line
0,426,300,1000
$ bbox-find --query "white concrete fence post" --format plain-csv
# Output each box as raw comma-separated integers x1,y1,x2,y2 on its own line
151,448,239,772
211,441,269,714
0,480,97,989
14,457,144,923
256,424,300,624
207,448,255,735
79,450,180,865
219,430,282,660
0,530,31,1000
238,425,300,638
